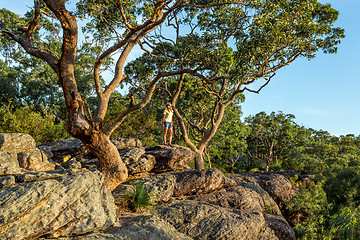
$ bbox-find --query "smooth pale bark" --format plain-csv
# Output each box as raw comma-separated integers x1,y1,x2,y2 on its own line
170,74,233,170
84,131,128,191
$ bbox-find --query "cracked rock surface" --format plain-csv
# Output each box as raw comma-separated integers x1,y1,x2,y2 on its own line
0,169,115,239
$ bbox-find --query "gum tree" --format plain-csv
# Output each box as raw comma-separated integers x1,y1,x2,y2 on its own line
0,0,193,190
1,0,344,189
127,0,344,169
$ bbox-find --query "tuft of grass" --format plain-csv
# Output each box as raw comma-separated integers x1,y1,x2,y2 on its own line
123,182,154,212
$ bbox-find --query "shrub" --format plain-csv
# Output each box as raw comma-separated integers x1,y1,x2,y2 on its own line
0,104,69,145
123,182,154,212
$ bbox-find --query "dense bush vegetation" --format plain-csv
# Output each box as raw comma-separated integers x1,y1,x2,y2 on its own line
0,104,69,145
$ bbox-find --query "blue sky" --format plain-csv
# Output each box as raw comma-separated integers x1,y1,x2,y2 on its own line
2,0,360,136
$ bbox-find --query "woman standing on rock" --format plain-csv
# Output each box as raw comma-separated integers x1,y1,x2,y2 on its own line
162,102,173,145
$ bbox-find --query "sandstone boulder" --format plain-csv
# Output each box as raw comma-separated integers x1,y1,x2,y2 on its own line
0,169,116,239
38,138,86,163
119,147,145,163
65,203,295,240
171,168,236,197
155,200,279,240
133,154,156,174
265,214,296,240
145,145,196,172
114,169,236,204
52,234,122,240
81,158,100,170
228,172,298,207
0,133,36,153
18,148,55,172
107,215,192,240
187,182,281,215
79,149,156,175
38,140,215,179
57,215,192,240
184,182,295,239
119,147,156,175
0,151,21,175
111,137,143,149
136,173,177,203
272,171,300,180
62,159,82,169
39,138,143,165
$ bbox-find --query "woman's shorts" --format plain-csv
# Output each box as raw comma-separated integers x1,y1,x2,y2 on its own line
164,122,172,129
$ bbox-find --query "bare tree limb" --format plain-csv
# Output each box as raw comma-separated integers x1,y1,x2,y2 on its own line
180,1,248,9
24,0,41,41
139,41,158,57
104,73,162,135
0,30,59,73
242,73,275,94
117,3,135,30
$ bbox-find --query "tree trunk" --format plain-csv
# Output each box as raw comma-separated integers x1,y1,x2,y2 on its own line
265,156,272,172
195,152,205,169
205,147,212,168
265,160,270,172
265,147,274,172
81,131,128,191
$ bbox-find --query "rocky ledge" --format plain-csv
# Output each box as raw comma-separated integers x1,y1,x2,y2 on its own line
0,133,305,239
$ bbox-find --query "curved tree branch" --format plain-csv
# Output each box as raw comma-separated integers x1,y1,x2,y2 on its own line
94,0,183,122
0,30,59,74
24,0,41,41
104,73,162,136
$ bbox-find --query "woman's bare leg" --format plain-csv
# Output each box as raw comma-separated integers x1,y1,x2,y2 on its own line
163,129,168,145
169,128,173,145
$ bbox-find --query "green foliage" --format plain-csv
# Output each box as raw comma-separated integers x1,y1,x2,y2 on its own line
100,91,159,146
122,0,344,168
232,0,344,82
289,175,299,186
287,182,332,239
207,103,250,171
0,104,69,145
149,75,249,165
123,182,154,212
0,60,20,106
238,111,360,239
245,111,299,171
1,0,344,152
323,167,360,213
331,207,360,240
0,8,62,110
286,159,360,239
0,7,105,117
269,127,360,176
